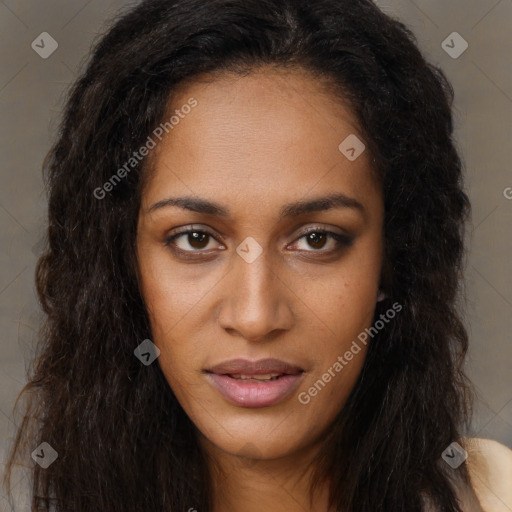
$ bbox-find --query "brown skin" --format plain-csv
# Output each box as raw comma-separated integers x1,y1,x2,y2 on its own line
136,67,384,512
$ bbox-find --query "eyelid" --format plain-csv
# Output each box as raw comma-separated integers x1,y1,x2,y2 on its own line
292,225,352,240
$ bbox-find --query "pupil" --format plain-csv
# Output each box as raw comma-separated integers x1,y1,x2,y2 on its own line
190,232,208,249
308,232,326,249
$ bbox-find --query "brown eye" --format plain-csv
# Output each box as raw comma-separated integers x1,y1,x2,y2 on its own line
164,226,353,259
186,231,210,249
164,229,223,253
305,232,328,250
291,229,354,254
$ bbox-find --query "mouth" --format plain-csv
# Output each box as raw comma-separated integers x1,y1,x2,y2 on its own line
204,358,305,408
222,373,285,381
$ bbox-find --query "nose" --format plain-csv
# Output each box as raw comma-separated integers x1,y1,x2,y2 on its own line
217,247,294,342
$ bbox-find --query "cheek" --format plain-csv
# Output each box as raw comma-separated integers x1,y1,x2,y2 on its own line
330,276,378,339
313,346,367,406
144,304,202,412
298,246,381,400
300,254,381,345
137,241,215,341
340,239,383,319
136,252,199,386
139,264,202,322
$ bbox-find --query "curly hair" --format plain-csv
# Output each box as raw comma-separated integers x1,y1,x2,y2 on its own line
3,0,474,510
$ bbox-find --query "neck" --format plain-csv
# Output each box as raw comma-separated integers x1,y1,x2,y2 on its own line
198,434,334,512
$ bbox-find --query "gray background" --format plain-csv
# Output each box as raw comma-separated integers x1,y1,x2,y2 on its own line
0,0,511,508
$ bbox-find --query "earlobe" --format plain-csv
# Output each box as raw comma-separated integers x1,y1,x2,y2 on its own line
377,289,387,302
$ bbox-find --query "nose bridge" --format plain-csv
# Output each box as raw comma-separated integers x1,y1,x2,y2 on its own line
219,245,291,340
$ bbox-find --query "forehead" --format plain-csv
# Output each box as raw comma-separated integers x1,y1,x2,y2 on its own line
142,67,380,216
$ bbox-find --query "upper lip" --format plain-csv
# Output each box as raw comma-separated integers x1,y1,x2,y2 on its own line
206,358,305,376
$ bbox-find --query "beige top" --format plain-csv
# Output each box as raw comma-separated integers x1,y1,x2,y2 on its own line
463,438,512,511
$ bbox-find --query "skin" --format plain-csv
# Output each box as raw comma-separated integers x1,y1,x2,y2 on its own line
136,67,384,512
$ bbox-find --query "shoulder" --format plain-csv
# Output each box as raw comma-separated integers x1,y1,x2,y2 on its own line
464,437,512,512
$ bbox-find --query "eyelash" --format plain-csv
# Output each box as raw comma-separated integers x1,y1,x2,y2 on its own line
163,226,354,259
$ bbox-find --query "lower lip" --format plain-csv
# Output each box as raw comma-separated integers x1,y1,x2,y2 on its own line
206,372,304,408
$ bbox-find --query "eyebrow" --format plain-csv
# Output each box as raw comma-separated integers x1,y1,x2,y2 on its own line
147,193,365,219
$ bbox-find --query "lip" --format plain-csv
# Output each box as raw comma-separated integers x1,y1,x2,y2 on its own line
207,358,304,375
205,358,305,408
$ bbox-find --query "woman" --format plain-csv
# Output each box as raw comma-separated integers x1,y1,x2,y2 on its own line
3,0,511,510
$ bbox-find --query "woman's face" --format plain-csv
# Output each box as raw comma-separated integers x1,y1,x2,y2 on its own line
136,68,384,462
